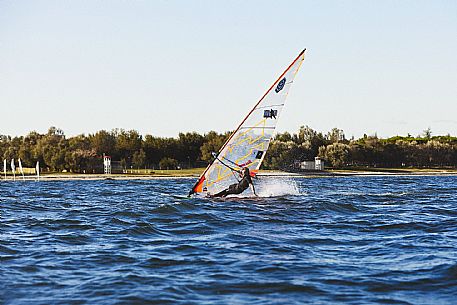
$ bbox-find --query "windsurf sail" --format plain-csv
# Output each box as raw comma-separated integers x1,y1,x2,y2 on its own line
190,49,306,196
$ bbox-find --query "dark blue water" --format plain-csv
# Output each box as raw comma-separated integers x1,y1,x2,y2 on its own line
1,176,456,304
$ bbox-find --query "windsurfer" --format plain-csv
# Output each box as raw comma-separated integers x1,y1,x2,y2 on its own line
210,167,257,198
188,49,305,197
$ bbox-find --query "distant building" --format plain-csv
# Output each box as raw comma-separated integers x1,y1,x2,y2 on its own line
297,157,324,171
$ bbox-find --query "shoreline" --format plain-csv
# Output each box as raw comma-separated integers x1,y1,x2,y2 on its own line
2,169,457,181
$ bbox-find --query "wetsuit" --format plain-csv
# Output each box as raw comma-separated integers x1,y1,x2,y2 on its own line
213,174,253,197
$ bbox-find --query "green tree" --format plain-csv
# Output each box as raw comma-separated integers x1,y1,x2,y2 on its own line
263,140,302,170
120,158,127,171
200,131,228,163
176,132,204,167
90,130,116,156
423,127,432,139
3,136,20,161
327,128,346,143
132,149,146,168
35,127,68,171
143,135,179,167
65,135,98,172
17,132,42,167
319,143,350,168
296,125,327,157
159,157,178,170
115,129,142,165
275,131,293,142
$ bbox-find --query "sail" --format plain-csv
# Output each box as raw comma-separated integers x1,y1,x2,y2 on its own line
190,49,306,196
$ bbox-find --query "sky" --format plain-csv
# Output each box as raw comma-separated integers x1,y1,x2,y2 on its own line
1,0,456,139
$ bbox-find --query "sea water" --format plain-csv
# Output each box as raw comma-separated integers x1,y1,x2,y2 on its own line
1,176,456,304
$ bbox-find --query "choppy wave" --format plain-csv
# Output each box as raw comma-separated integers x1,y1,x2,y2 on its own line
1,176,457,304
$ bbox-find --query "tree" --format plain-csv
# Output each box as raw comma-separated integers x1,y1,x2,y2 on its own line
90,130,116,156
327,128,346,144
176,132,204,166
275,131,293,142
132,149,146,168
143,135,179,167
297,125,317,143
65,135,98,172
263,140,303,170
3,136,20,161
115,129,142,164
17,132,42,167
423,127,432,139
159,157,178,170
120,158,127,171
35,127,68,171
200,131,228,163
319,143,350,168
296,125,327,157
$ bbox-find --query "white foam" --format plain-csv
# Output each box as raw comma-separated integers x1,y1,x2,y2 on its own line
255,177,301,197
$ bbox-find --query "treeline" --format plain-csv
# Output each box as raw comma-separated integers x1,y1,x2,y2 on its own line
0,127,230,172
266,126,457,169
1,126,456,173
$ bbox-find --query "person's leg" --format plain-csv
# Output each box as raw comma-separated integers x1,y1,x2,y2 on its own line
213,183,239,197
224,186,245,197
212,189,229,197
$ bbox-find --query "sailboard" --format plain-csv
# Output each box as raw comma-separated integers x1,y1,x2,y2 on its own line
189,49,306,197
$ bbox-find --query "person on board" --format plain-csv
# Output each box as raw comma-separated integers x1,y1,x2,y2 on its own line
211,167,257,198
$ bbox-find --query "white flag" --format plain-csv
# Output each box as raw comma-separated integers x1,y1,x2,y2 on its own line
11,159,16,181
36,161,40,181
18,158,25,180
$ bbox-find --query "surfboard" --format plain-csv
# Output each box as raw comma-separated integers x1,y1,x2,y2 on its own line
171,194,194,200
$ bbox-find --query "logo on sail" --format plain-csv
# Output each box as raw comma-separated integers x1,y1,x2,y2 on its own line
275,77,286,93
255,151,264,159
264,109,277,119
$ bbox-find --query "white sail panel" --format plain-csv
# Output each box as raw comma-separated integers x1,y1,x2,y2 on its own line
191,50,305,196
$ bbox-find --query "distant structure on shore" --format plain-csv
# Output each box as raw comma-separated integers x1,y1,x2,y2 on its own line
103,155,112,175
297,157,325,171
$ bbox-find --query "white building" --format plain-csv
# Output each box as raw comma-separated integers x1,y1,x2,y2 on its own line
299,157,324,171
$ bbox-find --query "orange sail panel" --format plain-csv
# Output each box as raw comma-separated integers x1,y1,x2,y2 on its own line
190,49,306,196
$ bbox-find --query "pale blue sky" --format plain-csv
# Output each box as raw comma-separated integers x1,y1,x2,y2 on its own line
1,1,456,138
